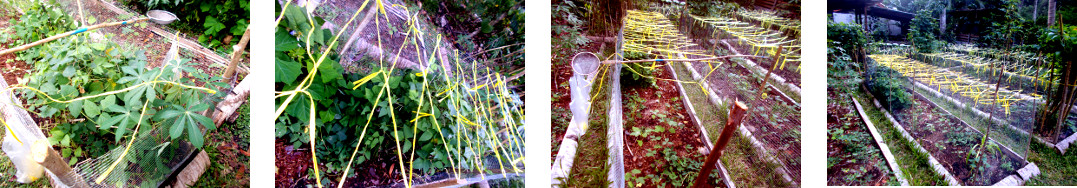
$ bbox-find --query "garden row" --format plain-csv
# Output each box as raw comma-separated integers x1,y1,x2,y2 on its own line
863,53,1042,185
880,48,1077,153
552,7,801,187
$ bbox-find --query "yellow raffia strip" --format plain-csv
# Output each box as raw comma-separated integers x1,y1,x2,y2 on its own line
352,70,383,90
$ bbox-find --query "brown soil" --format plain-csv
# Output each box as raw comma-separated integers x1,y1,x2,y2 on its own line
826,89,892,185
275,140,315,187
275,138,435,188
894,91,1025,185
622,66,711,187
0,9,31,85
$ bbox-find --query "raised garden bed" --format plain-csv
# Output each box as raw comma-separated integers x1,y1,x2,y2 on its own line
866,59,1033,185
622,65,713,188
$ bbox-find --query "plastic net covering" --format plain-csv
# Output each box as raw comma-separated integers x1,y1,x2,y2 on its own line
872,43,911,54
911,47,1077,146
871,53,1036,159
690,13,800,70
947,44,1045,63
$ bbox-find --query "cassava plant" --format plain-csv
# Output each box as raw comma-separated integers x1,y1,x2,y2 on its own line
0,1,227,184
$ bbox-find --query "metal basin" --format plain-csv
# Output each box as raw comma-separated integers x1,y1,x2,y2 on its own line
147,10,178,24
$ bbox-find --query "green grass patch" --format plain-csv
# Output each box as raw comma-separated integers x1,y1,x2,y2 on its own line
1025,141,1077,185
669,60,790,187
563,67,613,187
719,132,790,187
668,61,728,142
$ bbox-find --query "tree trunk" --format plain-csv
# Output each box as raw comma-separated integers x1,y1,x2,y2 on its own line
1048,0,1057,26
940,10,947,33
1034,0,1040,22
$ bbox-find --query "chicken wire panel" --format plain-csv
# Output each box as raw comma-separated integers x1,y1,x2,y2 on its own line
872,54,1035,159
71,127,195,188
52,0,245,76
623,9,802,184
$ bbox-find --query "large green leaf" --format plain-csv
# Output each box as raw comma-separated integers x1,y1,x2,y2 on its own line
101,103,135,142
276,57,302,84
169,112,186,139
68,100,83,118
204,16,226,35
187,121,203,148
84,100,100,118
161,97,215,148
275,30,299,52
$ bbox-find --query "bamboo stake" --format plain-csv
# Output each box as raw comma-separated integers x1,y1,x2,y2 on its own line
0,18,149,55
600,54,761,64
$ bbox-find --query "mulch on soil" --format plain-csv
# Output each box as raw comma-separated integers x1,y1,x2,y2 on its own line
275,140,315,187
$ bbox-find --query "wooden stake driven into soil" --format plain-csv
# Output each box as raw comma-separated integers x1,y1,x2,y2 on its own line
693,100,748,188
755,46,783,99
222,28,251,83
31,140,89,188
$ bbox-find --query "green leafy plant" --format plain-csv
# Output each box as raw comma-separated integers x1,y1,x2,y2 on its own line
826,20,869,65
620,51,656,85
9,1,223,150
907,10,942,53
553,0,591,59
124,0,250,50
274,1,524,187
0,1,226,185
865,63,912,111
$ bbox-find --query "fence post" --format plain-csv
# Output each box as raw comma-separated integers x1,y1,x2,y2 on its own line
692,100,747,188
